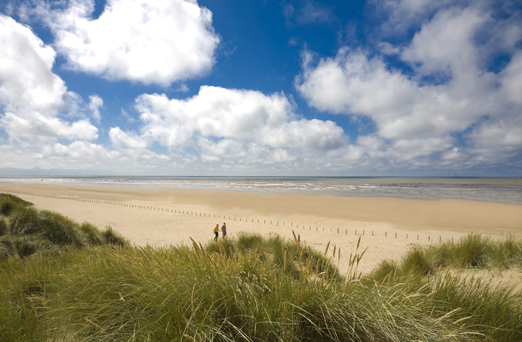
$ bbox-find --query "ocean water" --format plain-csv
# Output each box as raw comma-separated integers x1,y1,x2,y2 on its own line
1,176,522,205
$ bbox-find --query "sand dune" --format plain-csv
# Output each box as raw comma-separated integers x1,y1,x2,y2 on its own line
1,182,521,273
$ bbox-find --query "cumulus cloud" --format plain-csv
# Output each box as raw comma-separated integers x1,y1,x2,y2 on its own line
132,86,347,151
501,51,522,105
0,14,66,114
0,15,98,142
105,86,348,169
296,3,522,170
1,113,98,140
40,0,219,85
109,127,148,149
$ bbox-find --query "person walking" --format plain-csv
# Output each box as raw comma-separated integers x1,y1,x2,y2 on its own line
214,224,219,241
221,222,227,238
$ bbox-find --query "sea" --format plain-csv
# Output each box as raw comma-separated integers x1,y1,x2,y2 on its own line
1,176,522,205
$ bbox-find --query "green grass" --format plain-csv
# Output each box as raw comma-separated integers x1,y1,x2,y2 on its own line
1,235,479,342
0,194,128,260
370,233,522,342
1,193,521,341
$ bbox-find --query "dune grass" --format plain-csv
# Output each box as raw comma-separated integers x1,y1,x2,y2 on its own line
372,233,522,281
1,193,521,341
1,233,481,342
0,194,128,260
370,233,522,342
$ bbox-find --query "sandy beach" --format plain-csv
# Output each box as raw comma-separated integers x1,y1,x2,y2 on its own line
1,182,521,274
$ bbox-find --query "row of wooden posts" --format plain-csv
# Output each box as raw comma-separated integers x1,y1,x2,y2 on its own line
9,191,451,243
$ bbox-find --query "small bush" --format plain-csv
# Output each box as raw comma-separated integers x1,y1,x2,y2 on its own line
102,226,128,247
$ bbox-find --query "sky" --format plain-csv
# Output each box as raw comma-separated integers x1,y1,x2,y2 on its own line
0,0,521,176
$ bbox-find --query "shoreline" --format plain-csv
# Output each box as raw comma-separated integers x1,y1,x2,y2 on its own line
1,182,521,273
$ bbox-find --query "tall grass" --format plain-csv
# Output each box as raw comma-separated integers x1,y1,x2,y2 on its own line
0,194,128,260
2,232,507,342
373,233,522,281
1,192,521,341
370,233,522,342
0,217,7,236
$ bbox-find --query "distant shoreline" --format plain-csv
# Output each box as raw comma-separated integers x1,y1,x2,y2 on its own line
1,175,522,205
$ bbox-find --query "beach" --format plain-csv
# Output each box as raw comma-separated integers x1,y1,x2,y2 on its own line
1,182,521,273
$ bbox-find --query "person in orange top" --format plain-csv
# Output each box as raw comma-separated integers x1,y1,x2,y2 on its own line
214,224,219,241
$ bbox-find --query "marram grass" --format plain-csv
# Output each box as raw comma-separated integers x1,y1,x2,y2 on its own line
1,232,511,342
1,193,521,341
0,194,128,260
371,233,522,342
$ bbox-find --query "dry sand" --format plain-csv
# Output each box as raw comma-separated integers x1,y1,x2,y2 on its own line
1,182,521,274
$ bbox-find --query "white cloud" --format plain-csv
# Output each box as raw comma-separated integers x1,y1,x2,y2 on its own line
0,14,66,114
1,112,98,140
42,0,220,85
109,127,148,149
0,15,99,142
133,86,347,152
88,94,103,122
401,7,488,79
501,50,522,105
296,3,522,170
99,86,350,171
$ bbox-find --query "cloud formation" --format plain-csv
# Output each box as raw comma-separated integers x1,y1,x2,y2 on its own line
296,2,522,170
0,15,98,142
41,0,220,85
107,86,348,169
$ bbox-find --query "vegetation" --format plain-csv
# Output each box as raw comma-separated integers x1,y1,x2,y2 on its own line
370,233,522,342
371,233,522,280
1,193,521,341
0,193,128,260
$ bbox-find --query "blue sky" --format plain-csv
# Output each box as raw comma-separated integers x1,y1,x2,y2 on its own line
1,0,521,176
